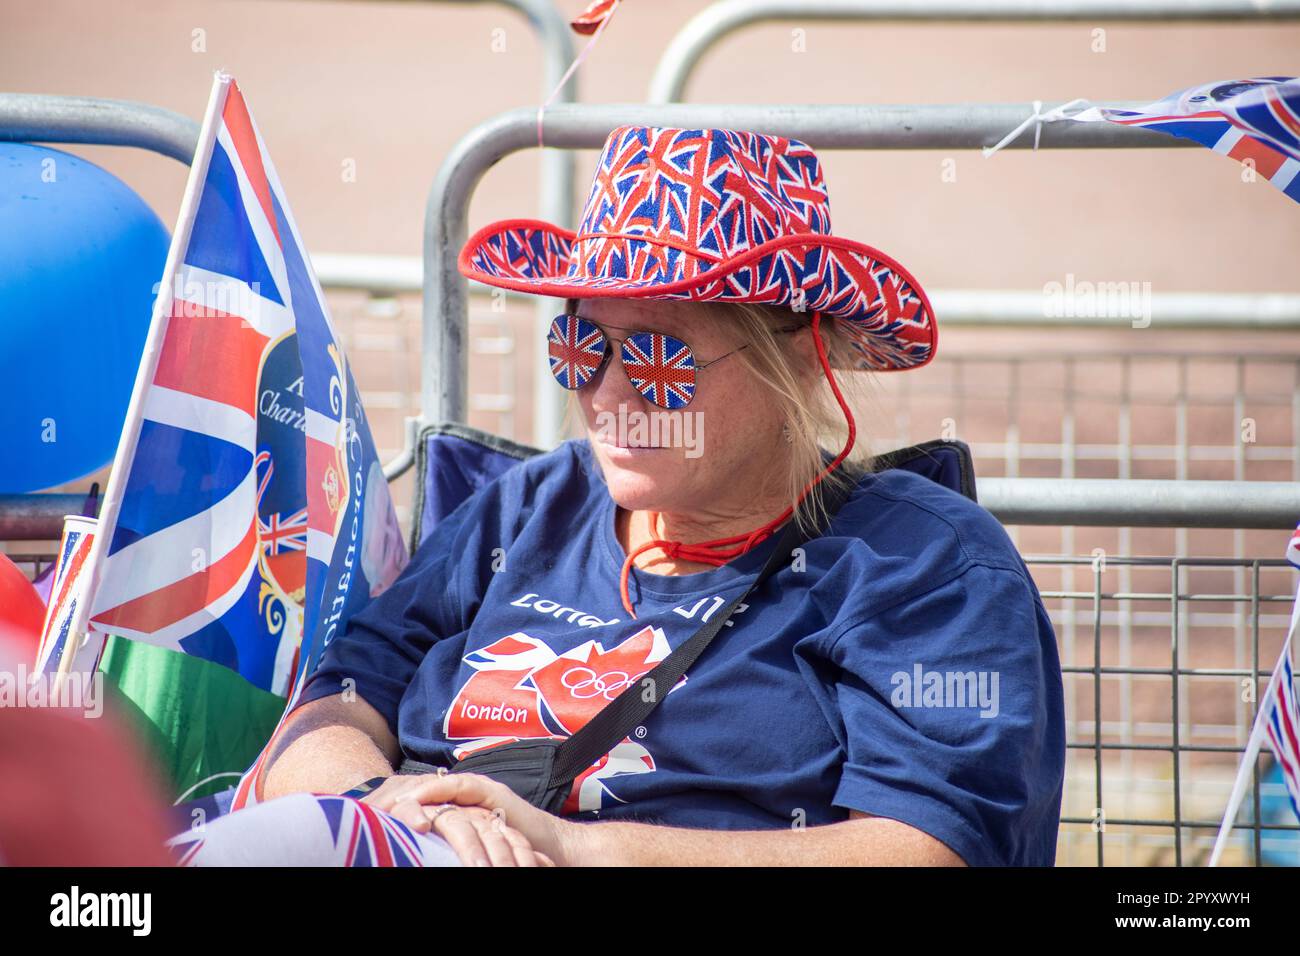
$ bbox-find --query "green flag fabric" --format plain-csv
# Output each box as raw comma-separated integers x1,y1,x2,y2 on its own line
98,636,285,803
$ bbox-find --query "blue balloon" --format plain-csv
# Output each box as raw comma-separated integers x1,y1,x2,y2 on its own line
0,143,170,492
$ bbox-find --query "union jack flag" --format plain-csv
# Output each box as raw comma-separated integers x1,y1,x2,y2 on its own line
259,509,309,556
1263,648,1300,821
32,518,105,677
622,331,696,408
70,73,406,703
1071,77,1300,203
253,450,308,557
321,796,430,867
1271,524,1300,820
166,794,455,866
547,314,606,389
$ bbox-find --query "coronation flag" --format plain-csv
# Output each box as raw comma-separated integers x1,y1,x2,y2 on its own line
64,73,408,764
1068,76,1300,204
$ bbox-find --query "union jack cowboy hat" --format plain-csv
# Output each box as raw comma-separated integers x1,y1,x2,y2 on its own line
459,125,936,371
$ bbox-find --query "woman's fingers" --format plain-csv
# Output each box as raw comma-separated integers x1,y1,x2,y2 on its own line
387,797,433,834
360,770,450,813
358,775,410,813
430,807,492,867
419,805,543,867
468,810,523,867
496,815,540,867
362,772,568,865
405,772,507,813
407,773,571,865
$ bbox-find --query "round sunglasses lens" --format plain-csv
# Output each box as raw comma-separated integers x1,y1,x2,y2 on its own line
547,315,606,391
622,331,696,409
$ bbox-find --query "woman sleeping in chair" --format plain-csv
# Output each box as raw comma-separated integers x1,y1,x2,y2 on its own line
188,126,1065,868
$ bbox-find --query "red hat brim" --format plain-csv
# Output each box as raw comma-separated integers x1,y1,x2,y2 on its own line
459,217,937,372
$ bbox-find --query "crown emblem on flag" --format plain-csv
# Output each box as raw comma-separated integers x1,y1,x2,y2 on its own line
322,466,342,515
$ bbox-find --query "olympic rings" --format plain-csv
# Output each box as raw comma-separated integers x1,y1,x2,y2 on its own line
559,665,648,700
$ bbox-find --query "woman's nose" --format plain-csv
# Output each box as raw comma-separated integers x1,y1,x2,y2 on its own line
589,347,648,412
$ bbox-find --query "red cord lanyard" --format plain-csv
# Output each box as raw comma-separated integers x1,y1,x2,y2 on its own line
618,310,856,618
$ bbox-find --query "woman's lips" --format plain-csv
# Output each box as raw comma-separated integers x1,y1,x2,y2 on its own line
598,438,668,455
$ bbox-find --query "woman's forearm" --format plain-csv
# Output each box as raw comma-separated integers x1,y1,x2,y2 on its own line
572,813,966,867
261,694,399,800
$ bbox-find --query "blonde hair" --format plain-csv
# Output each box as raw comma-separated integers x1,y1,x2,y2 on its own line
560,297,890,536
712,300,887,535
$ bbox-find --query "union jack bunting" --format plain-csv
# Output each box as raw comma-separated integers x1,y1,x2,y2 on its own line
460,126,936,372
1069,77,1300,204
70,73,408,706
570,0,620,34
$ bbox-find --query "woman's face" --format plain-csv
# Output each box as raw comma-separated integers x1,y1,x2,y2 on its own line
572,298,800,518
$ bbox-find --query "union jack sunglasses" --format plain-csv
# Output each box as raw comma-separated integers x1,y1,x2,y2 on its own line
546,313,803,409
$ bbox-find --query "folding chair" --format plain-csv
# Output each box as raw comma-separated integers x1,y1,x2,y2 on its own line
409,422,979,547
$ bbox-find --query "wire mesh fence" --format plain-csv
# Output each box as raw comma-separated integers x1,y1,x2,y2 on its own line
1028,553,1299,867
882,351,1299,484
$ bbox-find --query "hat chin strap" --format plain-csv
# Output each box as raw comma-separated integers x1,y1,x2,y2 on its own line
617,310,857,618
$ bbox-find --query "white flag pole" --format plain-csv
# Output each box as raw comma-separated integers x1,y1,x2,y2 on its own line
1208,579,1300,867
55,71,234,688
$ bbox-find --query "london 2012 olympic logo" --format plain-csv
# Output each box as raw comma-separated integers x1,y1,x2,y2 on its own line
559,666,647,701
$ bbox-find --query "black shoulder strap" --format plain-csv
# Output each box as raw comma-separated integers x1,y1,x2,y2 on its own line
549,472,857,787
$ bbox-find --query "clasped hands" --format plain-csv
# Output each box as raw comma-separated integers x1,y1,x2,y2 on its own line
359,770,588,867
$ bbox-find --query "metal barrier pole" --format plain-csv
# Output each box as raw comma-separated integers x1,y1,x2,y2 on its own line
980,478,1300,529
422,100,1184,446
306,261,1300,329
7,478,1297,540
0,495,89,540
4,10,582,450
0,94,198,162
649,0,1300,103
303,0,577,447
931,290,1300,329
309,0,579,448
281,0,578,284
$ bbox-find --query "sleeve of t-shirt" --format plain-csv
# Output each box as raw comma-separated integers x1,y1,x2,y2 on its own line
293,473,513,737
819,561,1065,867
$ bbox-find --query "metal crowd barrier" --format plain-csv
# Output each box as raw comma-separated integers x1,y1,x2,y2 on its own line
648,0,1300,103
1027,553,1299,866
5,94,1289,478
311,0,580,444
423,105,1299,868
889,350,1300,481
421,100,1185,452
8,93,1300,458
2,0,583,300
0,94,198,161
5,481,1297,541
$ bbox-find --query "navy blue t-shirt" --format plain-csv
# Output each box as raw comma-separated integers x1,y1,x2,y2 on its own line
299,439,1066,866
